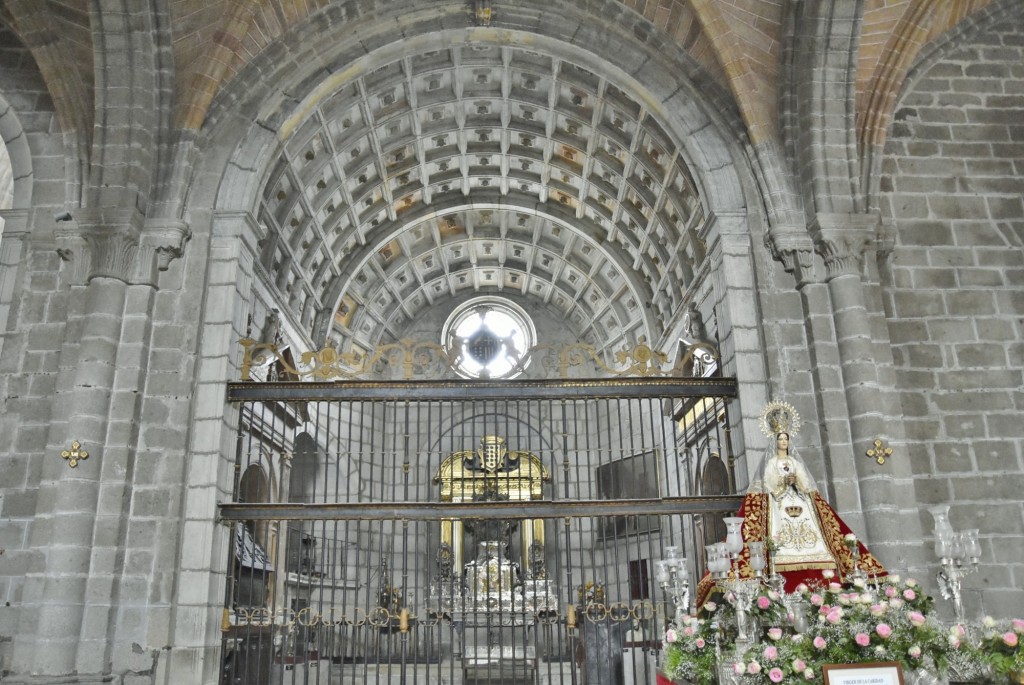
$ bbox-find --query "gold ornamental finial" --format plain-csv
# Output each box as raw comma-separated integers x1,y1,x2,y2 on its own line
758,401,801,437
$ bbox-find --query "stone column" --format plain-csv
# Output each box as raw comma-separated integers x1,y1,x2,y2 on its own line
11,209,189,679
810,213,923,568
766,224,858,516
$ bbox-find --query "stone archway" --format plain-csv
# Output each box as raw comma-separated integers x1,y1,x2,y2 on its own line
167,4,771,681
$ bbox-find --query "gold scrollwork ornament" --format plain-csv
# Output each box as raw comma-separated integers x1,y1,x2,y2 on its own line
61,441,89,468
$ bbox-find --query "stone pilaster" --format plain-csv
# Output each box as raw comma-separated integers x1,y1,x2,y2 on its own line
157,210,259,684
704,212,769,487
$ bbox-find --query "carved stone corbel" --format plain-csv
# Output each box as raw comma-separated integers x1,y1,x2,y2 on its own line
808,213,880,281
137,218,192,284
55,208,190,287
766,224,816,286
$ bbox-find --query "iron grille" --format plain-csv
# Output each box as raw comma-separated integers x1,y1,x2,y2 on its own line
220,378,740,685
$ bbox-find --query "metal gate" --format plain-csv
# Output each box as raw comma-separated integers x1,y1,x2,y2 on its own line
219,375,741,685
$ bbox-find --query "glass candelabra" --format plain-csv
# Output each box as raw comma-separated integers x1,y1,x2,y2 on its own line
928,505,981,624
714,516,768,646
656,546,690,627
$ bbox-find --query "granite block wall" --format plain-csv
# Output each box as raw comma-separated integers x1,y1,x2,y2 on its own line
879,17,1024,618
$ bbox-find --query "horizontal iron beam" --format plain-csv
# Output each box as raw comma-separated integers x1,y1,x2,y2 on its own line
227,377,738,402
218,496,744,521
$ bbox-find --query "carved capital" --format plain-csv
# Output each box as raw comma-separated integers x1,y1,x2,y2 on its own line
809,213,880,281
55,209,190,286
766,224,816,286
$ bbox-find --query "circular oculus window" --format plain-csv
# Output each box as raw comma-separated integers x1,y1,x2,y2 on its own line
442,298,535,379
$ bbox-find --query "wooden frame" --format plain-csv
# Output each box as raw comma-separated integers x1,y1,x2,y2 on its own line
822,662,905,685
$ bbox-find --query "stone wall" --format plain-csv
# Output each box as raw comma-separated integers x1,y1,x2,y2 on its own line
879,15,1024,618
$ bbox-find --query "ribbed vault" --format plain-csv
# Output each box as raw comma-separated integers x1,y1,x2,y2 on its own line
255,43,710,354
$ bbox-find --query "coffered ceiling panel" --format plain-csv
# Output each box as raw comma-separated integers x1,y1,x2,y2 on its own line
255,43,710,353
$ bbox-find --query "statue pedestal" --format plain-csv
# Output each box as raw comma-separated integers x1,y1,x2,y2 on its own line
463,645,537,684
576,613,628,685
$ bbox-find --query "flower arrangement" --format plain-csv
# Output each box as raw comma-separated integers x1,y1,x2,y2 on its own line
745,588,788,626
662,576,954,685
772,575,947,678
977,616,1024,677
662,610,721,685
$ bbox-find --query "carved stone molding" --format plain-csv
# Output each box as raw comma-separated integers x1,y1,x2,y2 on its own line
55,208,190,286
809,213,881,281
766,224,816,286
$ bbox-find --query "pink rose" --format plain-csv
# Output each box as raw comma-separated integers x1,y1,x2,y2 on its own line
758,596,772,610
748,661,762,675
903,589,916,601
876,623,893,639
763,646,779,660
810,594,824,606
769,668,784,683
855,633,871,647
733,663,746,676
813,636,827,650
908,645,922,659
1004,632,1019,648
683,626,694,636
909,611,926,627
826,609,843,624
767,628,783,641
829,582,842,591
793,659,807,672
885,586,897,598
696,638,706,649
949,635,961,649
665,628,677,643
870,604,887,617
1012,618,1024,633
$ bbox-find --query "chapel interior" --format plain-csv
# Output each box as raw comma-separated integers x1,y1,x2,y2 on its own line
0,1,1021,684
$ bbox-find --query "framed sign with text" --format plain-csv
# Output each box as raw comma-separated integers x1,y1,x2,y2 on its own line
822,662,905,685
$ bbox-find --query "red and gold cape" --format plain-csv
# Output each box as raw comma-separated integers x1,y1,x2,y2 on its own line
694,491,886,608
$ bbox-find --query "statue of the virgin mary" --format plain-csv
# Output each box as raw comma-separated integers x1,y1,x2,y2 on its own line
696,401,886,605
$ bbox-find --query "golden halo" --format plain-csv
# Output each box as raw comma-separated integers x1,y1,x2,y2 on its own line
759,400,801,437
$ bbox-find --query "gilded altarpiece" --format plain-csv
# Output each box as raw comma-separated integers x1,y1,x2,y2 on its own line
434,436,550,575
